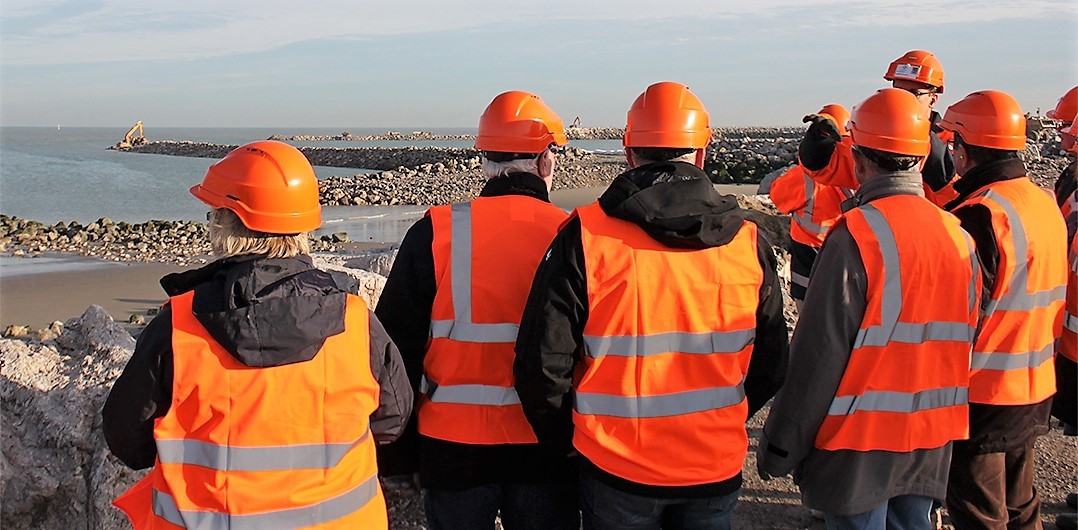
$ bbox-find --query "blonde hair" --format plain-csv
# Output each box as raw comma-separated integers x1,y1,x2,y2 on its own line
208,208,310,259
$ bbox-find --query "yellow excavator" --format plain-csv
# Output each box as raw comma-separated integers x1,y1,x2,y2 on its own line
114,121,147,150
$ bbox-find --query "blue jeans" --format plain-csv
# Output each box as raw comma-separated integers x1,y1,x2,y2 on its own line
824,495,935,530
423,481,579,530
579,468,739,530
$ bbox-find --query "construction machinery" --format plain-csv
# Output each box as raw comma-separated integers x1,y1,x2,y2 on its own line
113,121,147,150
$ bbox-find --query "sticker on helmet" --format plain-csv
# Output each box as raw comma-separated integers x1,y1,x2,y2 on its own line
894,64,922,79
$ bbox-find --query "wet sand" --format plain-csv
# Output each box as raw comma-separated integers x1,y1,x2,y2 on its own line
1,258,188,330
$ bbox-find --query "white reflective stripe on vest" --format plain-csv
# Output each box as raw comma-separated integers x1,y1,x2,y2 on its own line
791,270,810,289
583,329,755,359
852,204,978,349
793,172,826,236
575,384,746,419
978,190,1066,315
155,428,370,471
1066,311,1078,334
971,342,1056,371
828,386,968,416
421,375,521,406
430,320,519,343
152,474,379,529
428,202,520,344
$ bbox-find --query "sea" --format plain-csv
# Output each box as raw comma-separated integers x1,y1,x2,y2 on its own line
0,126,624,246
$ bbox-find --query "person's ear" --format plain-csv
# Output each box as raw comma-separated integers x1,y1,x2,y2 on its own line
625,149,637,169
538,149,555,178
694,148,706,169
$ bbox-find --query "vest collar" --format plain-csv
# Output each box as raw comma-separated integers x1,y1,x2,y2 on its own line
947,158,1027,210
843,171,925,213
479,172,551,202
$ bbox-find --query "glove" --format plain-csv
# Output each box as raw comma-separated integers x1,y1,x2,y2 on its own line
799,114,842,171
803,114,843,142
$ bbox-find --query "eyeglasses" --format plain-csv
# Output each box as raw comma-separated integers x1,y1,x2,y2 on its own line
906,88,937,98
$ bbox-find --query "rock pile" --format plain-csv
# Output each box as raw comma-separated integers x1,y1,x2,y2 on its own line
0,215,363,264
318,151,622,207
269,131,473,141
1,305,143,530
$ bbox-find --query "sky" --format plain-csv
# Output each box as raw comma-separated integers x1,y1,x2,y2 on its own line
1,1,1076,128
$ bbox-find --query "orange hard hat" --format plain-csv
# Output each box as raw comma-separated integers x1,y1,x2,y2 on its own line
848,88,932,157
817,104,851,136
624,81,712,149
190,140,322,234
475,91,567,153
1047,86,1078,122
1061,111,1078,154
884,50,945,93
939,90,1026,151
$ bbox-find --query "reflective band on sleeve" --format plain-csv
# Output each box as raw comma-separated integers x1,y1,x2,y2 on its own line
152,474,379,529
827,386,968,416
980,191,1065,314
450,202,473,323
793,173,826,236
583,329,755,359
425,383,522,406
430,320,519,343
971,343,1056,371
575,384,746,418
791,271,811,289
1065,311,1078,334
155,429,370,472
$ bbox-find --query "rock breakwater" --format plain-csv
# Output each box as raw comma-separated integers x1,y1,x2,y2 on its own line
0,215,357,264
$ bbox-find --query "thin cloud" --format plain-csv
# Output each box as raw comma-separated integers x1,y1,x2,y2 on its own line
1,0,1073,66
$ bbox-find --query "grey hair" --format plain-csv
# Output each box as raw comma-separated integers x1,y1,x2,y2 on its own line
629,150,698,166
208,208,310,259
483,157,540,179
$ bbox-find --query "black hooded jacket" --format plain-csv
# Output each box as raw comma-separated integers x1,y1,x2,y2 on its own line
102,254,413,470
513,161,790,499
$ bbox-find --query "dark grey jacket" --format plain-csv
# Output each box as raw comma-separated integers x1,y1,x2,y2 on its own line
757,171,974,515
102,254,413,470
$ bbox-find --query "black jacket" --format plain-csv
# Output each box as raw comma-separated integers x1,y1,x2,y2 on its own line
102,254,413,470
513,161,790,498
374,173,578,490
946,158,1053,453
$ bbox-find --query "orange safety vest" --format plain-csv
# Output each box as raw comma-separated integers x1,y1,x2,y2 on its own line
1060,237,1078,363
770,164,855,248
420,195,568,445
113,291,386,530
958,178,1068,405
572,202,762,487
815,195,980,452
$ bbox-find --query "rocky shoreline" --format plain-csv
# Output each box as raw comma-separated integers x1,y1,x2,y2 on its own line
0,215,357,265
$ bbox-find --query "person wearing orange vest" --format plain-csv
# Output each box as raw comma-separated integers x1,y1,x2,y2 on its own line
513,82,789,530
1050,87,1077,243
1049,89,1078,530
374,91,579,530
769,104,856,308
102,141,413,529
758,88,982,529
937,90,1069,530
799,50,957,208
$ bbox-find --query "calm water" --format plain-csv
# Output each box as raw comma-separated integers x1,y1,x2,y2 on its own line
0,127,623,243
